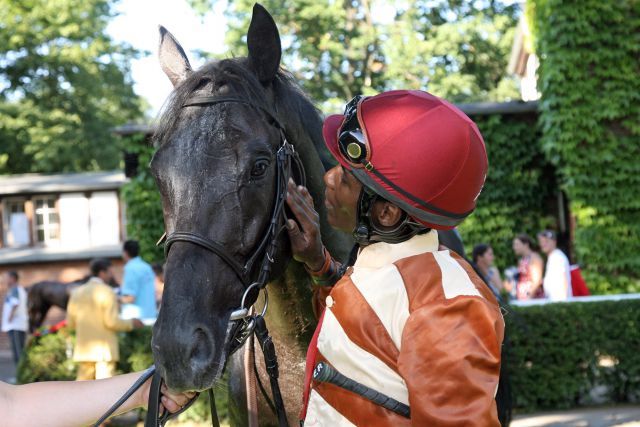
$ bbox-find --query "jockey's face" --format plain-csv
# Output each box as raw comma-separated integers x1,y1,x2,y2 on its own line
323,165,362,233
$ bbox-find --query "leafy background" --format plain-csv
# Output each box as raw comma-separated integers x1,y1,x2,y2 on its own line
0,0,144,173
527,0,640,293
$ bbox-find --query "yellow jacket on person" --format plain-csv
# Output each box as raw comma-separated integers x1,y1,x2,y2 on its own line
66,278,134,362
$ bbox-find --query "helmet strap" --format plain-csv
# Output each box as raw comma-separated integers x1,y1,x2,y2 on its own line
353,186,429,247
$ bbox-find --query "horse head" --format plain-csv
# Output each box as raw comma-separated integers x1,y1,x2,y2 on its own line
150,4,323,392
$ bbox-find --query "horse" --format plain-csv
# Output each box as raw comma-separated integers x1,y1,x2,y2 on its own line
150,4,510,426
151,5,350,425
27,275,121,333
27,277,89,332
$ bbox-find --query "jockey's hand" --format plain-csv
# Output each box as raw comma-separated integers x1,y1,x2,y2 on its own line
286,178,325,271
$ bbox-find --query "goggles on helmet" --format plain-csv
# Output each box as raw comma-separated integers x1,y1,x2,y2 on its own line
337,95,373,170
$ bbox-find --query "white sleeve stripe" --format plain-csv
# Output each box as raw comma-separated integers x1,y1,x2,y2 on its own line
304,389,356,427
349,264,410,351
317,309,409,405
433,250,482,299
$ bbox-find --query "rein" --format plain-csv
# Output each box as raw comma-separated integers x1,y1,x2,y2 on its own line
94,96,304,427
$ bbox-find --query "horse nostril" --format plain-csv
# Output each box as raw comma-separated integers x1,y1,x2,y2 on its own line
190,327,212,364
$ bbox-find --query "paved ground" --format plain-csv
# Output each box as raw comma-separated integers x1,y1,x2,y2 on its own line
512,407,640,427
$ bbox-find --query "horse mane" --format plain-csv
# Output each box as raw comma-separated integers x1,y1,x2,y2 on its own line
153,58,325,154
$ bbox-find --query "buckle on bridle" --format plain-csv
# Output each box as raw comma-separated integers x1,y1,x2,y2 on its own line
229,283,269,321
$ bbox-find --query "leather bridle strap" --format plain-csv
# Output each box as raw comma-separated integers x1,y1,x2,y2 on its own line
183,96,284,130
144,369,202,427
164,231,249,285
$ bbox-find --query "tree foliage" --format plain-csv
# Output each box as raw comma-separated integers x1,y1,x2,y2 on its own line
528,0,640,293
189,0,520,110
0,0,143,174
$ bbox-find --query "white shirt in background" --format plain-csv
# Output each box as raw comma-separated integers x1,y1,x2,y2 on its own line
543,249,572,301
2,286,29,332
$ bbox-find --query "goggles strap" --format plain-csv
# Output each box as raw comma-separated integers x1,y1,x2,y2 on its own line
353,187,374,246
352,186,428,246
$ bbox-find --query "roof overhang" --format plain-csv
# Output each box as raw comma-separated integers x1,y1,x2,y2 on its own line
0,171,127,196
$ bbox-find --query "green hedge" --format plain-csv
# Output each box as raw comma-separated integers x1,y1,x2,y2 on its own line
506,298,640,412
527,0,640,293
17,329,76,383
458,111,555,271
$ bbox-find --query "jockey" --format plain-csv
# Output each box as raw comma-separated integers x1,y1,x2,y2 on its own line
286,89,503,426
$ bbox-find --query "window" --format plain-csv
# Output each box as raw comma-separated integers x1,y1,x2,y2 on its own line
33,196,60,245
89,192,120,246
59,193,90,248
2,198,29,247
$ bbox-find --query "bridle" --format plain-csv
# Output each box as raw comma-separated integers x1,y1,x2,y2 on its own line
164,95,304,326
95,96,304,427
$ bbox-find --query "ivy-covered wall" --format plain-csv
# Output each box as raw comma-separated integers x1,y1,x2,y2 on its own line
120,134,165,264
527,0,640,293
459,109,555,271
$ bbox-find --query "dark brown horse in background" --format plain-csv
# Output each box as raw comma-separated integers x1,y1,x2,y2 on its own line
27,277,88,332
27,276,118,332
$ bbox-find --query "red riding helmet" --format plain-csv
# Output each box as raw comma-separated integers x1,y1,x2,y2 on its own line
323,90,488,230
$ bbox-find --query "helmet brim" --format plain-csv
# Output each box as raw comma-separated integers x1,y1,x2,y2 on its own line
322,114,353,170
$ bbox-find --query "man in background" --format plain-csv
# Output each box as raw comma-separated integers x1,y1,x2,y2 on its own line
67,258,143,380
120,240,157,320
1,271,28,366
538,230,572,301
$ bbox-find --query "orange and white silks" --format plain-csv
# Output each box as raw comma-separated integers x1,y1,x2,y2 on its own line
301,230,504,427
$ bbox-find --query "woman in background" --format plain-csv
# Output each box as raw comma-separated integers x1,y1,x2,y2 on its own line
472,243,504,296
512,233,544,300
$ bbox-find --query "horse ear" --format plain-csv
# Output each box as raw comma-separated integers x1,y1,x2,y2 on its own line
158,26,192,87
247,3,282,84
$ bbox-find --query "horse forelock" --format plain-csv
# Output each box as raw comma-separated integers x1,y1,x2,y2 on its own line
153,58,322,152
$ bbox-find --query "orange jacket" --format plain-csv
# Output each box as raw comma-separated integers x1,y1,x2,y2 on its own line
302,231,504,426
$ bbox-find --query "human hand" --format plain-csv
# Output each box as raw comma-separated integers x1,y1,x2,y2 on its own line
132,319,144,329
159,383,196,414
139,375,196,413
285,178,325,271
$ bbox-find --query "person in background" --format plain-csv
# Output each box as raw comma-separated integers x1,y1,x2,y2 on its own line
67,258,144,381
537,230,572,301
152,263,165,310
472,244,503,296
121,240,157,320
512,233,544,300
1,271,28,366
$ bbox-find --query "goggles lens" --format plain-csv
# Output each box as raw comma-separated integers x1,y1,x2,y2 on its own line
337,95,370,167
338,130,367,163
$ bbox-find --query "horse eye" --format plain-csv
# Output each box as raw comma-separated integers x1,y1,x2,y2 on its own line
251,159,270,178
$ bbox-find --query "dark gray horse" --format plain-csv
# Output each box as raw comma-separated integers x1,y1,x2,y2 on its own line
151,5,350,425
150,4,509,426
